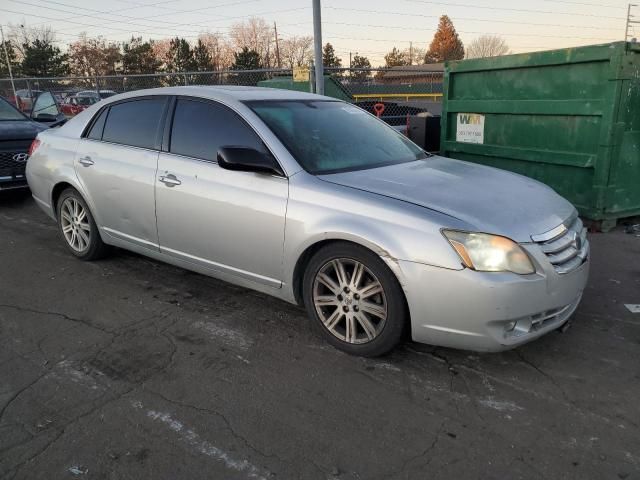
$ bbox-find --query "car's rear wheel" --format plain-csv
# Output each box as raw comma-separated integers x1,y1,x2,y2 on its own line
303,242,407,357
56,188,109,260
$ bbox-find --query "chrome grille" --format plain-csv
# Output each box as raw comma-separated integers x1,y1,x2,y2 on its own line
533,216,589,274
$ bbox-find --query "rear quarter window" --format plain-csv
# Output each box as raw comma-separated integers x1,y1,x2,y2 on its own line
86,108,108,140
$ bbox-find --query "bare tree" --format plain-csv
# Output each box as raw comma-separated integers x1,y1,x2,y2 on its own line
68,33,121,76
401,46,426,65
465,35,510,59
229,17,274,68
151,38,172,71
7,22,56,60
198,32,234,70
279,35,313,69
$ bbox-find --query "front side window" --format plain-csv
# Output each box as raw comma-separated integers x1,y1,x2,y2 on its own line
246,100,427,174
169,98,267,162
102,98,166,149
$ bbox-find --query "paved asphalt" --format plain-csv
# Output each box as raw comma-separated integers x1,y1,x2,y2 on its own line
0,190,639,480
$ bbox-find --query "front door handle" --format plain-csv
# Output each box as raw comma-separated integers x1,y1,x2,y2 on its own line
159,173,182,187
78,156,94,167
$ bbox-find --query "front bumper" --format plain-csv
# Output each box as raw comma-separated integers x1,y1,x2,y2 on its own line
0,176,28,190
399,245,589,352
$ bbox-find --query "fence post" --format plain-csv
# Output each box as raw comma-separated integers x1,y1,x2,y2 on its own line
309,60,315,93
95,75,100,96
183,73,188,86
26,79,32,108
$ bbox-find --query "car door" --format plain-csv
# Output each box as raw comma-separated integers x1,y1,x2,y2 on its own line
74,96,169,251
155,96,288,287
30,92,66,126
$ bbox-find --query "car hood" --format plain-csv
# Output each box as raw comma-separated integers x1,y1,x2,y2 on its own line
0,120,47,141
318,156,575,242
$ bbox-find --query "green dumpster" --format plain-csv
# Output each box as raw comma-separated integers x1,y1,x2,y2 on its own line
257,75,352,102
440,41,640,229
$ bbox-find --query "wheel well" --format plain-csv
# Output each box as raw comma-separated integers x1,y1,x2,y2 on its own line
292,239,408,310
292,240,336,305
51,182,74,217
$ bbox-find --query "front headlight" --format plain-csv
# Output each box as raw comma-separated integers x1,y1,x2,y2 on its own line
443,230,535,274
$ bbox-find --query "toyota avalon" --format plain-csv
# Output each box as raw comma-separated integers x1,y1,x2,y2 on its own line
26,86,589,356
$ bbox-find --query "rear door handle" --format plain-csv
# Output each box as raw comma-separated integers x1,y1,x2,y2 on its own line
159,174,182,187
78,156,94,167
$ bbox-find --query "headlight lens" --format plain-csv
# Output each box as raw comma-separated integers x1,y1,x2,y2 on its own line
443,230,535,274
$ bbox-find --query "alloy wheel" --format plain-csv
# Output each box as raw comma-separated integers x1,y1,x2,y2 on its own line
312,258,388,344
60,197,91,253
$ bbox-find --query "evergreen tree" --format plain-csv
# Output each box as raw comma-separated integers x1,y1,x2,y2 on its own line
122,37,161,74
384,47,409,67
425,15,464,63
231,47,262,70
166,37,196,72
230,47,263,85
193,39,214,71
0,40,21,77
350,54,371,82
21,39,69,77
322,43,341,68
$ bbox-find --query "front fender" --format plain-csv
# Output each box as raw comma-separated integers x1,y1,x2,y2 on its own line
281,175,467,302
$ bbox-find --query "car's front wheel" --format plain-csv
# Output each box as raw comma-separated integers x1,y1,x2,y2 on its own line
56,188,109,260
302,242,408,357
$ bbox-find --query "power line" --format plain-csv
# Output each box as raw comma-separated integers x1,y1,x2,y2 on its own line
28,0,203,28
2,2,310,41
403,0,625,19
18,0,266,34
323,7,620,31
325,29,615,43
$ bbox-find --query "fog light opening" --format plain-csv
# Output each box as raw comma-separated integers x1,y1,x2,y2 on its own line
504,318,532,338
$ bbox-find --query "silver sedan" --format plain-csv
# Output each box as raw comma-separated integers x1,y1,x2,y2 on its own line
26,86,589,356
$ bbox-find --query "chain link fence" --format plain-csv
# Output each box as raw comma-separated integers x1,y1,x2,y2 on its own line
1,67,443,142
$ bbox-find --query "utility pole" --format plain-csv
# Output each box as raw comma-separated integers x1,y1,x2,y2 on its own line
409,42,413,65
0,25,17,103
625,4,639,41
274,21,281,68
312,0,324,95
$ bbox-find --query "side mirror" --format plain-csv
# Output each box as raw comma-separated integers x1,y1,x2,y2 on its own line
217,147,283,176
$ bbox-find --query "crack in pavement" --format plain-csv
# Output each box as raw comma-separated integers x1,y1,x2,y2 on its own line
0,304,115,336
2,386,138,479
142,388,287,466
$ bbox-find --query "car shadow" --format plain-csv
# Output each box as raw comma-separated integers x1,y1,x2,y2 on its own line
0,189,32,209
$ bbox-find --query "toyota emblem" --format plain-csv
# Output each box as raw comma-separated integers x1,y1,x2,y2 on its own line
12,153,29,163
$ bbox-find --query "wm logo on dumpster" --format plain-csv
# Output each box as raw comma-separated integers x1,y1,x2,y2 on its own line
458,114,483,125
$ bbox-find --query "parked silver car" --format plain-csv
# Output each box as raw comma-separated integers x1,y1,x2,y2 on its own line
26,86,589,356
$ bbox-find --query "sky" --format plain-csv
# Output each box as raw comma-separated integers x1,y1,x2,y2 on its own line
0,0,636,66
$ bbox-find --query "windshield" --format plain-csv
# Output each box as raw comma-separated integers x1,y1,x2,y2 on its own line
0,97,26,121
76,96,97,106
246,100,427,174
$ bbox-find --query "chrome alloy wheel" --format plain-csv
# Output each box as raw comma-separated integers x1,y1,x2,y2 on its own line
313,258,388,344
60,197,91,253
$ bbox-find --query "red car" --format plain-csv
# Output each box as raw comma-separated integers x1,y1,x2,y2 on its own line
7,89,43,112
60,95,98,117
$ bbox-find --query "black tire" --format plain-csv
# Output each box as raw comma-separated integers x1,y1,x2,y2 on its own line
302,242,408,357
56,188,110,261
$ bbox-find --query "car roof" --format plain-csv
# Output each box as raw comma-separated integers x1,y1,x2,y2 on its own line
100,85,331,104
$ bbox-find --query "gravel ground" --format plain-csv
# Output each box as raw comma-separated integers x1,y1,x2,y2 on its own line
1,190,639,480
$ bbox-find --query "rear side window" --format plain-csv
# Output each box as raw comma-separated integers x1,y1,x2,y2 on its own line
102,98,166,149
87,108,108,140
169,98,267,161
